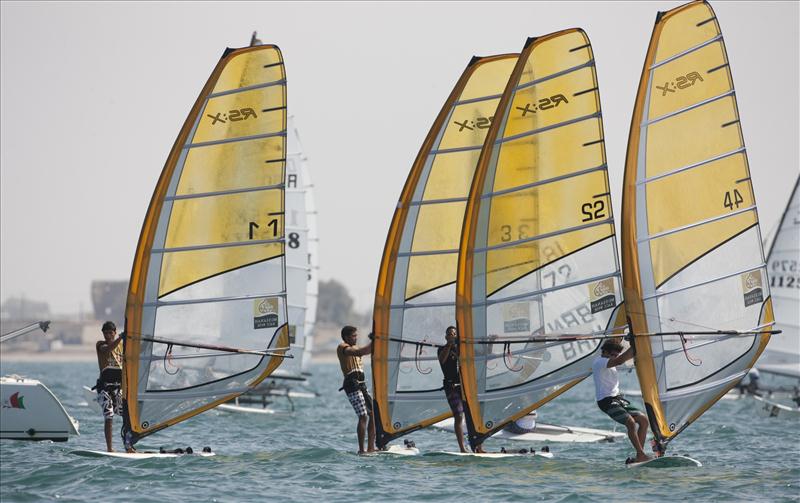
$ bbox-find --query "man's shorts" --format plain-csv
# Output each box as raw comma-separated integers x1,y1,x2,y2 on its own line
597,395,644,425
444,382,464,416
98,388,122,419
346,388,373,417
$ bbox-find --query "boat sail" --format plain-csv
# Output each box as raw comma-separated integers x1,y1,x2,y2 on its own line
298,121,319,375
622,0,775,451
372,54,518,448
457,29,624,449
759,175,799,378
121,42,290,446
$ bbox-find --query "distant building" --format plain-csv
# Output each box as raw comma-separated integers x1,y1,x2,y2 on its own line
91,280,127,324
0,297,50,320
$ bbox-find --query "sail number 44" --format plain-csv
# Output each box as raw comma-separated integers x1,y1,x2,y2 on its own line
723,189,744,211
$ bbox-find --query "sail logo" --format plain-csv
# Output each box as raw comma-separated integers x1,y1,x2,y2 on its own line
2,392,25,409
516,94,569,117
454,116,493,132
206,108,258,125
589,278,616,314
741,271,764,307
253,297,280,329
502,302,530,333
655,71,704,97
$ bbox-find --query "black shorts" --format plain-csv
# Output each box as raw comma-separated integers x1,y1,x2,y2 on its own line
443,381,464,416
597,395,645,425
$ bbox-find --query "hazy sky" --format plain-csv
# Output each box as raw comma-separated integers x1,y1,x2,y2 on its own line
1,1,798,315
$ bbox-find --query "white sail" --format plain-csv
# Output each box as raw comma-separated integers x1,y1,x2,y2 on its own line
759,176,800,378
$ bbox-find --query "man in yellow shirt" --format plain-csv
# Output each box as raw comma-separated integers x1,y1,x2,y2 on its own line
337,325,375,454
94,321,128,452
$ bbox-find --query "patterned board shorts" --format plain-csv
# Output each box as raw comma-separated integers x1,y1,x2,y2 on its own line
597,396,645,425
98,388,122,419
444,383,464,416
346,389,373,417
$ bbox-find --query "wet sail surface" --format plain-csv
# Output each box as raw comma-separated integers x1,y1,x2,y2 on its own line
621,0,774,447
123,44,290,442
457,30,623,447
372,54,517,446
759,176,799,378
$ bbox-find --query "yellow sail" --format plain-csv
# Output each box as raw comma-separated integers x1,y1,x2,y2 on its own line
458,29,624,448
123,44,289,444
372,54,517,447
622,0,774,449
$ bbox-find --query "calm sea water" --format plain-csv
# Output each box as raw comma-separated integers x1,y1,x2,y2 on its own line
1,361,798,502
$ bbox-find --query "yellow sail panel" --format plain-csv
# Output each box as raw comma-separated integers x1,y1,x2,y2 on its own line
491,118,605,193
458,30,623,449
503,66,597,138
645,96,741,178
176,137,284,195
653,2,718,64
212,47,285,93
159,243,283,297
421,150,480,200
622,1,773,449
372,54,517,448
192,86,286,144
123,44,288,445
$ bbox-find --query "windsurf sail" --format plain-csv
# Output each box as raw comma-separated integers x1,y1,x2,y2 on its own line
457,29,624,450
622,0,775,450
122,42,290,445
759,175,799,378
372,54,518,448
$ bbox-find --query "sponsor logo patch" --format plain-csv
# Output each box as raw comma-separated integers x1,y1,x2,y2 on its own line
589,278,616,314
503,302,530,333
741,270,764,307
254,297,280,329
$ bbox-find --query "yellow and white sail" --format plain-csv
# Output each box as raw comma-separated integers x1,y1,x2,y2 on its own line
372,54,517,447
759,175,799,378
457,30,624,448
622,0,774,448
122,44,289,444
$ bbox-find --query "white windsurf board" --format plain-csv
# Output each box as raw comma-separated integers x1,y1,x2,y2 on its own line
72,450,215,459
625,455,701,468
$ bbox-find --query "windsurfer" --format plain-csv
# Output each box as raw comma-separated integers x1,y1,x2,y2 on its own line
337,325,376,454
592,340,650,463
438,326,484,453
94,321,133,453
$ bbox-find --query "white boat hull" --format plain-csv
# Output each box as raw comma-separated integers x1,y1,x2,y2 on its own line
752,395,800,418
1,377,79,441
433,418,624,443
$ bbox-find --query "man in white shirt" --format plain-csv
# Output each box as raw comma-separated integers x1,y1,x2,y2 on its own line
592,339,651,464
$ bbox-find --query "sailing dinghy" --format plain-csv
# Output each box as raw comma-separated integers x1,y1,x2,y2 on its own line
371,53,518,450
621,0,778,464
457,29,626,451
117,40,291,453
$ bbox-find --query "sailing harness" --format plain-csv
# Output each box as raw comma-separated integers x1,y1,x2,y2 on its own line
92,366,122,394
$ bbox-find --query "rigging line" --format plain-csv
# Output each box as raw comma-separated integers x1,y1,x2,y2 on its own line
447,329,781,345
415,341,433,375
503,342,524,372
164,344,180,376
678,333,703,367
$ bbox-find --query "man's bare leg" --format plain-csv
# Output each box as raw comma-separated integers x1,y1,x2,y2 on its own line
454,414,467,452
356,415,367,454
366,409,376,452
104,419,114,452
625,417,650,462
635,414,648,451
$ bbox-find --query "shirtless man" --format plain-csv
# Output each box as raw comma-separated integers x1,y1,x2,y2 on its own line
337,325,376,454
94,321,133,452
592,340,650,463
